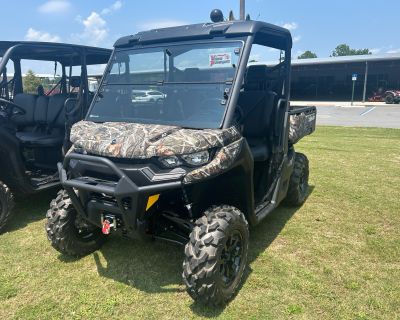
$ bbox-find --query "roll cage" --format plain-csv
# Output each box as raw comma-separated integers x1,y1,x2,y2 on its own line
0,41,111,104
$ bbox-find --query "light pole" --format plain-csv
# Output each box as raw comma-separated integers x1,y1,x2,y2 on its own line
240,0,245,20
362,61,369,103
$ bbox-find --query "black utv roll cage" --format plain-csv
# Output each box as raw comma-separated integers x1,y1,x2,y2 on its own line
0,41,111,105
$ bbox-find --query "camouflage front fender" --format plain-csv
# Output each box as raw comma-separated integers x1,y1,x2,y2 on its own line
183,138,244,184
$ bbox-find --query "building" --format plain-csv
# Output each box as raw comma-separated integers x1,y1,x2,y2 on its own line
290,53,400,101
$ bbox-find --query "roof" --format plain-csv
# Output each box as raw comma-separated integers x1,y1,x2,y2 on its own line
0,41,111,66
114,20,292,50
291,53,400,66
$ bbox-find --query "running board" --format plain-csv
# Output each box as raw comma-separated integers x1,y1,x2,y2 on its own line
254,175,282,223
30,171,60,191
34,181,60,192
255,202,277,223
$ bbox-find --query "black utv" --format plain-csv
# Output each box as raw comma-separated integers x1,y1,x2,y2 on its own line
0,41,111,232
45,13,316,305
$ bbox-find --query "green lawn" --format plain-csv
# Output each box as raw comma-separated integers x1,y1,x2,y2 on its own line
0,127,399,320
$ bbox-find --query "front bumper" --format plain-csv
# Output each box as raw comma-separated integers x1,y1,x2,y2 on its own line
59,153,182,231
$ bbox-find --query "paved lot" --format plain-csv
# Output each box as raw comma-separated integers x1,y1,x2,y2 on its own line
315,105,400,128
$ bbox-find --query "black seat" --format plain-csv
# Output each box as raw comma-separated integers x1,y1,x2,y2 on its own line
13,93,37,130
16,131,64,146
15,90,67,147
238,65,276,161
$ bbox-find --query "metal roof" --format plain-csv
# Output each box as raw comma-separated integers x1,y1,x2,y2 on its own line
0,41,111,65
291,53,400,66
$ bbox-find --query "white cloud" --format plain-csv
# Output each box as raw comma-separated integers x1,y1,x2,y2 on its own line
293,35,302,43
78,12,108,46
282,22,298,31
386,48,400,54
101,1,123,15
368,47,400,55
137,19,188,30
38,0,71,14
71,2,123,46
25,28,61,42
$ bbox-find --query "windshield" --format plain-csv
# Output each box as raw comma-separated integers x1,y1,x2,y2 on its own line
88,41,243,128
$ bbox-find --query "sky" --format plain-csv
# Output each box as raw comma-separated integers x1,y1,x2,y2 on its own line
3,0,400,73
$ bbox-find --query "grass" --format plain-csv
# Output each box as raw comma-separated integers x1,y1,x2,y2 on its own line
0,126,399,319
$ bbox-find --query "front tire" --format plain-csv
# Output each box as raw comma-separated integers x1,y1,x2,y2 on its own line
45,189,106,257
285,152,309,206
0,181,14,233
183,205,249,306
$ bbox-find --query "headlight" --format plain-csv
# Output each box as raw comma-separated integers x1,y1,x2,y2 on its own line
181,150,210,166
159,155,182,168
158,151,210,168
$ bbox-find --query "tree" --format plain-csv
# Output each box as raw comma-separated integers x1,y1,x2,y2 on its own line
23,70,41,94
331,44,371,57
298,50,318,59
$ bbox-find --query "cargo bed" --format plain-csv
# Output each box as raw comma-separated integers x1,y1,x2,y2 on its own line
288,106,317,144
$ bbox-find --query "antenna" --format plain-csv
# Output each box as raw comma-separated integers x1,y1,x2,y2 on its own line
228,10,236,21
240,0,245,20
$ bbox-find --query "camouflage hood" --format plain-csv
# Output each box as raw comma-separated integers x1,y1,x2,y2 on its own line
70,121,241,159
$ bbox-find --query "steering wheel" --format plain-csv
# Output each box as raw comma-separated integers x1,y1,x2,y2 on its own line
0,98,26,118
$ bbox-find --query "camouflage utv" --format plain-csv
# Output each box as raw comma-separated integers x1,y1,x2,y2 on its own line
46,10,316,305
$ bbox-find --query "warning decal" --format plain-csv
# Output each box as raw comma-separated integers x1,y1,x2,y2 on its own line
209,53,232,67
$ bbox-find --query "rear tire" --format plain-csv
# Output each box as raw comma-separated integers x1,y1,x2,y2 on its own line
182,205,249,306
284,152,309,206
0,182,14,233
45,189,106,257
385,93,394,104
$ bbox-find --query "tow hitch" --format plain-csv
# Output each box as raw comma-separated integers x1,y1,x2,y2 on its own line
101,214,117,235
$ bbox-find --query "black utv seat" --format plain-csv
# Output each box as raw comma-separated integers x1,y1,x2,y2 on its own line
16,130,64,146
14,91,67,147
238,65,276,161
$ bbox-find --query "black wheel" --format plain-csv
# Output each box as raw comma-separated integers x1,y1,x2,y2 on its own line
0,181,14,233
385,93,394,104
284,152,309,206
183,205,249,306
45,189,106,257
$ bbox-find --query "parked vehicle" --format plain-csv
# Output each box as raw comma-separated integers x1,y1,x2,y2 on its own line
45,11,316,305
369,89,400,104
132,90,167,103
0,41,111,232
384,90,400,104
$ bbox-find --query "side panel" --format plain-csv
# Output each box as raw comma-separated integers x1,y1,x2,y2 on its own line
275,147,295,204
183,142,256,226
0,127,33,194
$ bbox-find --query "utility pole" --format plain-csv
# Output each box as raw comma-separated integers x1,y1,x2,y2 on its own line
240,0,245,20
